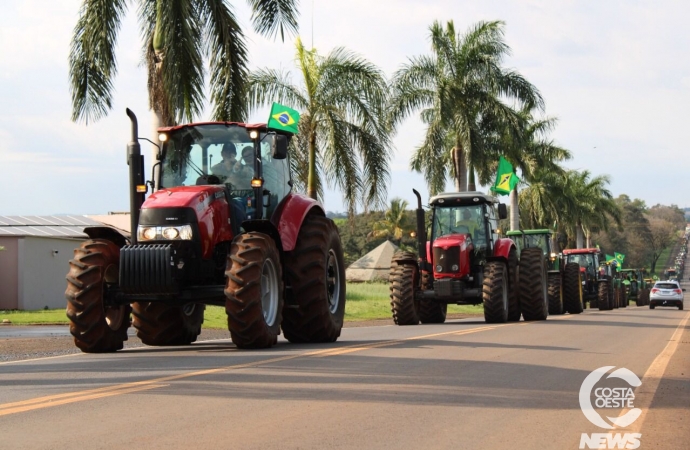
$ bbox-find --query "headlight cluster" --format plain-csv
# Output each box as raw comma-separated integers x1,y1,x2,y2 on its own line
137,225,194,241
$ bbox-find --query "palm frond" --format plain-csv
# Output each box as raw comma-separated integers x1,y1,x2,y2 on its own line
246,0,299,41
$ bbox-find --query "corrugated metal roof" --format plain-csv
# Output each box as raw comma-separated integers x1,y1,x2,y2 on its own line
0,215,102,238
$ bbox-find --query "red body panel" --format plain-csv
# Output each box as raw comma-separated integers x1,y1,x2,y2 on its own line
271,193,324,252
492,238,515,260
431,234,472,279
142,186,232,259
562,248,600,255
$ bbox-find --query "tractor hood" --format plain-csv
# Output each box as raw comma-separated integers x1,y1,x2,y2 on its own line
433,233,472,249
143,186,225,211
432,233,472,279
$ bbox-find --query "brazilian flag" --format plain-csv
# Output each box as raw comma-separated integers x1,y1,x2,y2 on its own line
491,156,520,196
605,254,616,263
267,102,300,134
615,252,625,268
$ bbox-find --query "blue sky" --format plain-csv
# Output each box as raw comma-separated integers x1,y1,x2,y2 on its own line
1,0,688,216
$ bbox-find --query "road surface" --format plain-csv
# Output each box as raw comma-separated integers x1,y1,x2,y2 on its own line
0,299,687,450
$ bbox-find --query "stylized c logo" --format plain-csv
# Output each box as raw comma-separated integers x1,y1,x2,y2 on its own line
579,366,642,429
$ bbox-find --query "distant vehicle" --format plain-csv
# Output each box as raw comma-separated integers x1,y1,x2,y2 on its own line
649,281,685,310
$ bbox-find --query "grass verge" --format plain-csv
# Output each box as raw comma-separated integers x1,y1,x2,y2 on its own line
1,283,483,328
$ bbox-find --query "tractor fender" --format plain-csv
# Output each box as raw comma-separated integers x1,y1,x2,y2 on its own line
488,237,515,263
271,193,325,252
83,226,129,248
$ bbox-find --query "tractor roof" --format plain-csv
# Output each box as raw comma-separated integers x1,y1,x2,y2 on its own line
506,229,552,236
562,248,601,255
429,191,499,206
158,121,269,132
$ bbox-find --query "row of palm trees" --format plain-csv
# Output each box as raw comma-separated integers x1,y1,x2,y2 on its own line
68,2,619,245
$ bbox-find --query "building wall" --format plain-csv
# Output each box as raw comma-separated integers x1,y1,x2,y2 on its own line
0,237,19,309
19,237,84,310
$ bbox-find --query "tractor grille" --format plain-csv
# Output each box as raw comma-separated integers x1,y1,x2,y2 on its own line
435,279,463,297
119,244,178,295
433,247,460,273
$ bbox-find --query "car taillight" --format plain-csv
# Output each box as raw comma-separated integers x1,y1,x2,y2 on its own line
675,289,682,294
651,288,659,293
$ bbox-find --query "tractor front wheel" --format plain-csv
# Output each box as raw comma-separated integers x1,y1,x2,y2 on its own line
282,215,346,342
483,261,508,323
563,263,584,314
65,240,131,353
132,302,204,346
547,273,564,315
598,281,610,310
389,252,420,325
519,248,548,321
507,248,521,322
225,232,284,348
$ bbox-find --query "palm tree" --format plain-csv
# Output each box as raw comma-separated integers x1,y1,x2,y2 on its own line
69,0,299,128
388,20,543,195
247,38,391,215
368,198,410,246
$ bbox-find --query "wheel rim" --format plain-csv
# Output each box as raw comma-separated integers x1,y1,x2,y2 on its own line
261,258,279,327
326,249,341,314
103,264,125,330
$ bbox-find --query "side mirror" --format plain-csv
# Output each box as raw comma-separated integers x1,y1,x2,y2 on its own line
683,288,686,292
272,134,288,160
497,203,507,220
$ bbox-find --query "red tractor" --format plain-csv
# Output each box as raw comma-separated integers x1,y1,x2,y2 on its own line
562,248,614,310
389,190,548,324
65,109,346,352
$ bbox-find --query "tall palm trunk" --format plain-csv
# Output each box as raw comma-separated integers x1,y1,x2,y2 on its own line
307,129,317,199
576,222,585,249
452,144,467,192
467,165,476,191
509,186,519,231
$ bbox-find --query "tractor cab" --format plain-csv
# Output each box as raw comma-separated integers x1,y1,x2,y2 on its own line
428,192,505,279
506,229,559,270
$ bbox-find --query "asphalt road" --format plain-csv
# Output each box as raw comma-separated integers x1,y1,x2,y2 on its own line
0,299,688,450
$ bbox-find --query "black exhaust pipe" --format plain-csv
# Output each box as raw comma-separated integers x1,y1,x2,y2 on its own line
412,189,430,272
126,108,145,245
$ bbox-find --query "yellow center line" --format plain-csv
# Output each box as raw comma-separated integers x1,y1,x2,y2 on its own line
0,323,511,416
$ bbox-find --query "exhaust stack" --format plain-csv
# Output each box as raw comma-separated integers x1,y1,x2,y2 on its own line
126,108,145,244
412,189,429,271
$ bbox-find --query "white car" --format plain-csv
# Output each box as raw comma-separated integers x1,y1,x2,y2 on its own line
649,281,685,310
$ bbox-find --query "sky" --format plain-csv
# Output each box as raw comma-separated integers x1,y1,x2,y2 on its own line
1,0,689,216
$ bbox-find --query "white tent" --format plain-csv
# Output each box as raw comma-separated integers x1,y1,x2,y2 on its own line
346,240,399,282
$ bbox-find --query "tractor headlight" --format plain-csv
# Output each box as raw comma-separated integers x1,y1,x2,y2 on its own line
451,264,459,272
137,225,194,241
435,265,443,272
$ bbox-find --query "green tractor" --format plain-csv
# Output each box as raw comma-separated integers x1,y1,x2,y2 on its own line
619,268,650,306
507,229,583,315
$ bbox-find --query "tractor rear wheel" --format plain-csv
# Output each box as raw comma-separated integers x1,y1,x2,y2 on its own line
66,240,131,353
519,248,548,321
507,248,521,322
225,232,283,349
282,215,346,342
598,281,610,310
483,261,508,323
389,251,420,325
547,273,564,315
620,285,628,308
132,302,204,346
563,263,584,314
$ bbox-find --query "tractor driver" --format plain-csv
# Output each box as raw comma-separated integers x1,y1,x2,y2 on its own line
211,142,238,180
452,208,478,235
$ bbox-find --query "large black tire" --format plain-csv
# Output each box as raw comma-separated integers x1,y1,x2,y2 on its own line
641,289,651,306
132,302,204,346
507,248,521,322
419,299,447,324
519,248,548,321
620,285,628,308
389,251,420,325
483,261,508,323
598,281,610,310
547,273,564,315
65,240,131,353
563,263,584,314
282,215,346,342
225,232,284,349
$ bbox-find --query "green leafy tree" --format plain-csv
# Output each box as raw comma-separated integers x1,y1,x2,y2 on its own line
388,20,543,195
69,0,299,127
368,198,411,246
247,38,391,215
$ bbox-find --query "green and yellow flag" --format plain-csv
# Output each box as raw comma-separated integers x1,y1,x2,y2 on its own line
491,156,520,196
615,252,625,267
267,102,300,134
605,254,616,263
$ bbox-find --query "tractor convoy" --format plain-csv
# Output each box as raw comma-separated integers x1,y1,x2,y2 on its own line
64,110,676,353
65,109,346,353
